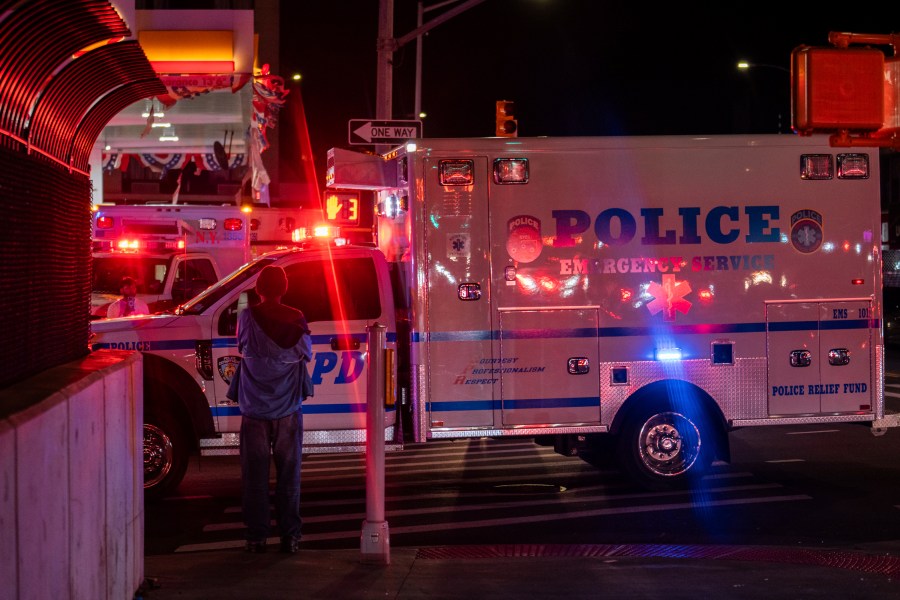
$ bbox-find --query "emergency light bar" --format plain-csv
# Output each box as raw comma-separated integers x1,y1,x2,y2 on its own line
292,225,346,246
114,238,185,251
117,239,140,250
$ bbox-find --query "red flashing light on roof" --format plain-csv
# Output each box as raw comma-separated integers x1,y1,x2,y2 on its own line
292,225,348,247
117,239,140,250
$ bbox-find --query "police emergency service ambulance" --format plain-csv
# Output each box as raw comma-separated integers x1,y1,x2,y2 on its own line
91,203,305,318
92,133,898,496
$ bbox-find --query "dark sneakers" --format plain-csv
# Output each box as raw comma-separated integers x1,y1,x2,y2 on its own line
280,536,301,554
245,537,299,553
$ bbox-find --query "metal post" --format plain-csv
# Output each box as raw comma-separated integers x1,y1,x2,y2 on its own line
360,322,390,565
376,0,394,122
414,1,423,119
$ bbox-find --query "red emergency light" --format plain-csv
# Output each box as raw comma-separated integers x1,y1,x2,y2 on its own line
96,216,114,229
223,218,243,231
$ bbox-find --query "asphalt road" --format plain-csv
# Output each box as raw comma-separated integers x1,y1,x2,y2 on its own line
146,402,900,556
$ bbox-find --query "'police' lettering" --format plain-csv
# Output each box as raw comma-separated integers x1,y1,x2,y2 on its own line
552,205,781,248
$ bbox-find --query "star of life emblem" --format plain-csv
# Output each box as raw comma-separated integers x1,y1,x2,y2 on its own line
448,233,470,258
790,209,823,254
646,274,692,322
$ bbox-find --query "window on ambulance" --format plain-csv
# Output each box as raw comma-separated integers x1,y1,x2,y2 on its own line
172,259,216,304
215,257,382,337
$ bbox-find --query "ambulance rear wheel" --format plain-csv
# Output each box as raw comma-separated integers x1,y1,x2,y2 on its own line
616,408,710,490
143,412,188,500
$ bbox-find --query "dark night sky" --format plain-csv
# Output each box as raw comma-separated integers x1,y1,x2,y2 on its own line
281,1,893,185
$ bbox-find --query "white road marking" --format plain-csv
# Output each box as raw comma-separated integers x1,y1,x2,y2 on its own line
178,494,812,552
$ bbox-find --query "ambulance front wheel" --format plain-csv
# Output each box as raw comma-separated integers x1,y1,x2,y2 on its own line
616,408,711,490
143,412,189,500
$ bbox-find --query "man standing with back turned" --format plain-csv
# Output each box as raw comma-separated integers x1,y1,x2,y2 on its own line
234,265,311,554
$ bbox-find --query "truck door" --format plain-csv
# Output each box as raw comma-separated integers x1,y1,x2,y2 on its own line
498,307,601,426
423,156,494,429
766,300,872,415
210,252,394,445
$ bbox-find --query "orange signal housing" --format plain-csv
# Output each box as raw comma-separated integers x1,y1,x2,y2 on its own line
791,46,884,134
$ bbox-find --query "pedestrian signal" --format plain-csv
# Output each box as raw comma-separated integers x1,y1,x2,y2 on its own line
324,191,360,225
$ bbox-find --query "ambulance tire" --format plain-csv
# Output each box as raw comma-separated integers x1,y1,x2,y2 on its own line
143,411,189,501
615,406,713,491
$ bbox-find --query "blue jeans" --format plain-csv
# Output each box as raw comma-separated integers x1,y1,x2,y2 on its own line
239,411,303,542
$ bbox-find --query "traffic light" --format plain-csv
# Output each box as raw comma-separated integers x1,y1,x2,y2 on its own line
495,100,517,137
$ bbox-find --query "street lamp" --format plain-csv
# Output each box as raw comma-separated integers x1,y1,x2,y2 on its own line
737,60,791,133
737,61,790,74
415,0,464,120
376,0,487,123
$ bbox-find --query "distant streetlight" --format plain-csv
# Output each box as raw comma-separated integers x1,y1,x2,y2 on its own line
737,61,789,74
737,60,791,133
414,0,466,120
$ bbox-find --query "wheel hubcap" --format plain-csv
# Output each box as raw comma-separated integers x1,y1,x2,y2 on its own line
144,423,173,488
638,412,700,477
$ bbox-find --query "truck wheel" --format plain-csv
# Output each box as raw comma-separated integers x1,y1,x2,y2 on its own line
143,412,188,499
616,408,711,490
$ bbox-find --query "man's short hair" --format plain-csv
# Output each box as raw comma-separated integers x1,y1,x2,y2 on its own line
120,276,136,288
256,265,288,298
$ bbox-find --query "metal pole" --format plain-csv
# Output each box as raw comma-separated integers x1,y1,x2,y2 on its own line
414,1,423,119
376,0,394,122
360,322,390,565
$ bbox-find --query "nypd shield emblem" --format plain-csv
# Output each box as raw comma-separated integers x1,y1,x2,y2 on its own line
218,356,241,384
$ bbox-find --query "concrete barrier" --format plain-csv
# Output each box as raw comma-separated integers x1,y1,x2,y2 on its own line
0,349,143,600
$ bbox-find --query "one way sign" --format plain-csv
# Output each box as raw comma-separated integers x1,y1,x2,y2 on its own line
348,119,422,145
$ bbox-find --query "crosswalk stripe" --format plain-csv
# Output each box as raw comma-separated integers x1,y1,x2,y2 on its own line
178,493,811,552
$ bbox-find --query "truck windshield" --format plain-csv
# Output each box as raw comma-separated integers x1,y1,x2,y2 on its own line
93,256,169,295
177,257,276,315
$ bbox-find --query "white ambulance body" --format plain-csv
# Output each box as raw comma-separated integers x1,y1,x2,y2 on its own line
330,134,894,487
91,204,305,317
91,133,897,497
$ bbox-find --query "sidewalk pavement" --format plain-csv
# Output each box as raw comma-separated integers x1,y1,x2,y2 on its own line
140,542,900,599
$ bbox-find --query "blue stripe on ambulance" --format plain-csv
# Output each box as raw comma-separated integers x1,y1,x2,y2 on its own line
429,397,599,412
412,319,877,342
